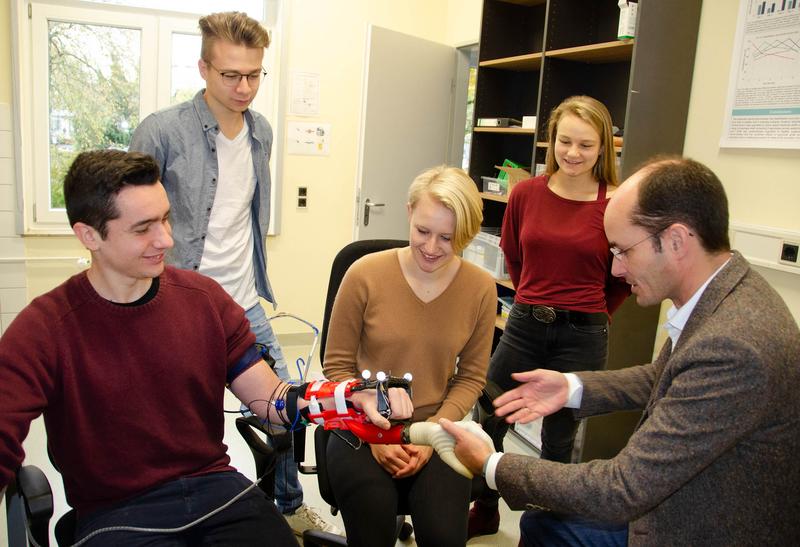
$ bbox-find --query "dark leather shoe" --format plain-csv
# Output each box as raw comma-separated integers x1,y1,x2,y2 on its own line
467,501,500,538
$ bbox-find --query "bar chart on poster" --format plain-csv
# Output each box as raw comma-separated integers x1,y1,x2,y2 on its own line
752,0,798,15
720,0,800,148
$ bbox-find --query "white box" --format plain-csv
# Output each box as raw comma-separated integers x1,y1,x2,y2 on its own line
522,116,536,129
617,1,637,40
463,231,509,280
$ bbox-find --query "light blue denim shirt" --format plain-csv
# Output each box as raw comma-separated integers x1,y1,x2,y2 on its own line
130,90,275,305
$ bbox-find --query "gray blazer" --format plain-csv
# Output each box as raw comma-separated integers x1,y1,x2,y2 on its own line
496,252,800,546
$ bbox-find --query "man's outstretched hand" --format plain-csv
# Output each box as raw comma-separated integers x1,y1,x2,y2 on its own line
493,369,569,424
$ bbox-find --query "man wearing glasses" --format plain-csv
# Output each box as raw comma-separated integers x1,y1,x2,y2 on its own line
440,157,800,546
130,11,341,538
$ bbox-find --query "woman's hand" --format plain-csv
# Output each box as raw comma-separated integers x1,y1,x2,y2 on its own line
350,386,413,429
369,443,432,478
392,444,433,478
370,443,412,475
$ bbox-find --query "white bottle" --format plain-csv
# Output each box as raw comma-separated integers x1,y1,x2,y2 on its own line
617,0,638,40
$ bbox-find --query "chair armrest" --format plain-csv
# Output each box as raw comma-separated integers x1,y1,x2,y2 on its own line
17,466,54,523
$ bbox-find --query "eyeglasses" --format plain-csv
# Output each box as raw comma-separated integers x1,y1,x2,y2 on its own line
610,229,664,261
205,61,267,87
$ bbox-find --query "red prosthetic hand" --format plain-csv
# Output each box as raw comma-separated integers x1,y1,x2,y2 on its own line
299,371,413,444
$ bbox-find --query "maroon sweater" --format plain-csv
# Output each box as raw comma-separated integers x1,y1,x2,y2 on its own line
501,175,629,314
0,267,256,515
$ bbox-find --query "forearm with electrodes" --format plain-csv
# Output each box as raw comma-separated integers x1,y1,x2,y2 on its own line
245,370,415,439
243,370,494,479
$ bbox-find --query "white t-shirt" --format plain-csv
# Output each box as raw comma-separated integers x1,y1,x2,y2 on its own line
199,119,259,309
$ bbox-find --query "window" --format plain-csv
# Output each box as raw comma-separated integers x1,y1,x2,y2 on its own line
12,1,280,234
448,43,478,170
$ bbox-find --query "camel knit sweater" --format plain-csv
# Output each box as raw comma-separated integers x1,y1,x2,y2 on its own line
324,249,497,422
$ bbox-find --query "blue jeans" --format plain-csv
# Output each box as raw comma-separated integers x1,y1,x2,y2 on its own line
74,471,297,546
245,304,303,514
477,303,608,506
520,509,628,547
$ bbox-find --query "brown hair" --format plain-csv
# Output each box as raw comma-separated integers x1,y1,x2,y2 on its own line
199,11,270,61
64,150,160,239
631,156,730,253
544,95,618,186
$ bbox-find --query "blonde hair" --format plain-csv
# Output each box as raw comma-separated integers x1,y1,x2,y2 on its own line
199,11,270,61
407,166,483,253
544,95,618,186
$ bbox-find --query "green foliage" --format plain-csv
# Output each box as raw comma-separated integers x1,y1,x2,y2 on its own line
47,21,140,208
49,145,76,209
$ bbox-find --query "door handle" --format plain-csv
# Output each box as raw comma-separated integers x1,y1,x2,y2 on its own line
363,198,386,226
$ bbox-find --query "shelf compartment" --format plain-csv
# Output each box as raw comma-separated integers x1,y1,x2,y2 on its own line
479,0,546,61
546,40,633,64
469,131,535,184
474,66,539,121
545,0,622,50
479,52,543,71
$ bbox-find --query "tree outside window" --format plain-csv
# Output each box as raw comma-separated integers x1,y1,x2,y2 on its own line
48,21,141,208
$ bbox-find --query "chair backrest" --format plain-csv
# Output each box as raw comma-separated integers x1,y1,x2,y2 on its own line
319,239,407,366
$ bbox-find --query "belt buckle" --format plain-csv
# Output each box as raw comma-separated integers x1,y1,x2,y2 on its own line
532,305,557,324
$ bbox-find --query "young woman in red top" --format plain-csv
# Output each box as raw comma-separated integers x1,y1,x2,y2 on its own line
470,95,630,538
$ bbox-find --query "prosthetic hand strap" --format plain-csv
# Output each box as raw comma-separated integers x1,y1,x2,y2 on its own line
285,379,359,427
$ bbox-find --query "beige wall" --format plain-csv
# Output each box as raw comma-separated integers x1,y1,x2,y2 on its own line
1,1,481,336
266,0,475,336
683,1,800,323
0,0,10,103
3,0,795,329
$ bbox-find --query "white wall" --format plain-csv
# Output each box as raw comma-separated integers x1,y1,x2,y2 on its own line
683,1,800,323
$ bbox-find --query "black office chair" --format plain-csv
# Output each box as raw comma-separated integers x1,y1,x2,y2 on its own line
7,418,285,547
6,460,77,547
301,239,498,547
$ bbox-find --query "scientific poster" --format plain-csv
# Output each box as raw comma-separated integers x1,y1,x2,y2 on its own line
720,0,800,149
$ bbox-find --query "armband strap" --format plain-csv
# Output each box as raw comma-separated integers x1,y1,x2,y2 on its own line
226,346,262,384
286,385,302,427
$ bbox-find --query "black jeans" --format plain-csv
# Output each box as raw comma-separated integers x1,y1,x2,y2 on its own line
327,433,470,547
477,303,608,504
75,471,297,546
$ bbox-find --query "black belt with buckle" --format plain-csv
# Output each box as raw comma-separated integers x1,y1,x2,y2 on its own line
516,303,607,326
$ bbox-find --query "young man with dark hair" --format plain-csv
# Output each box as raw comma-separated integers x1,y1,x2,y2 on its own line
129,11,339,536
441,157,800,546
0,149,407,546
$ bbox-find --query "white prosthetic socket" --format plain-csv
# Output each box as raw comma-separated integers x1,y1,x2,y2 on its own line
407,421,495,479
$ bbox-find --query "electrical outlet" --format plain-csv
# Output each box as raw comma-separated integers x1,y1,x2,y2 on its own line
297,187,307,208
779,241,799,266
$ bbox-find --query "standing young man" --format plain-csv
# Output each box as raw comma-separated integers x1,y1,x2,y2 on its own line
129,11,339,536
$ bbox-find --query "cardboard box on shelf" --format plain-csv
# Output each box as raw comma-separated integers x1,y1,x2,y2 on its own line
495,164,531,195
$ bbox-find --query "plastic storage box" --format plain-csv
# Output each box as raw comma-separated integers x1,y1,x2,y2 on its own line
481,176,506,196
462,230,509,280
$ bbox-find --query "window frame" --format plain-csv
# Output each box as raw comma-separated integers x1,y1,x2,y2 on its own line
11,0,282,235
